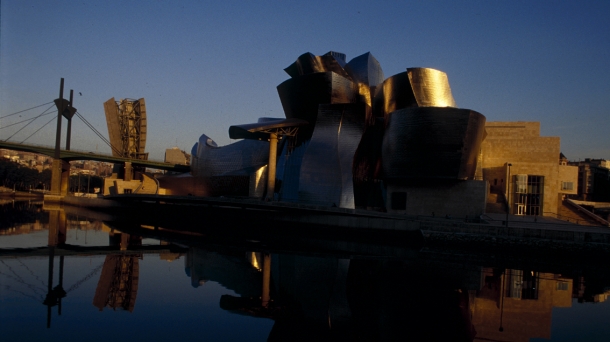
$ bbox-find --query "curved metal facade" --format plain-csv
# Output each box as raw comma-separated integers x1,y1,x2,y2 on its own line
191,133,269,177
372,68,457,119
407,68,456,108
382,107,486,181
190,133,270,197
277,72,358,132
284,51,350,79
297,103,366,208
372,71,417,119
188,50,486,209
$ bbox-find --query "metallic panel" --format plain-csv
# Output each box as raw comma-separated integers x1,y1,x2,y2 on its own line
407,68,456,107
191,134,269,178
382,107,486,180
336,104,367,208
284,51,350,79
345,52,384,88
190,133,274,197
277,72,358,130
297,108,341,206
345,52,384,108
297,103,366,208
372,68,456,119
352,117,385,209
249,165,268,198
372,71,418,119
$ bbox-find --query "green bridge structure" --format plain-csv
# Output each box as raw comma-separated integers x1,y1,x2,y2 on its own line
0,140,190,173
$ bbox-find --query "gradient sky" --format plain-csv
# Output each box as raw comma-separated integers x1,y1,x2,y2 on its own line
1,0,609,160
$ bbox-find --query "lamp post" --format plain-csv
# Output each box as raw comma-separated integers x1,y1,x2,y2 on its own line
506,163,512,227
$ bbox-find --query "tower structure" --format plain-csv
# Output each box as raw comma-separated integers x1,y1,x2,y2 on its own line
103,98,148,160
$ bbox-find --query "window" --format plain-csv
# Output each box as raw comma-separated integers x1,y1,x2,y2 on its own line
513,175,544,216
562,182,574,191
556,282,569,291
515,174,528,193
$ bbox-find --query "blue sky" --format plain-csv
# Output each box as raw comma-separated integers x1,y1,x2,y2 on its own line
1,0,608,160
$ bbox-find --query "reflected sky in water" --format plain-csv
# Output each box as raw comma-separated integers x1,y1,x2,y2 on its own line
1,200,610,342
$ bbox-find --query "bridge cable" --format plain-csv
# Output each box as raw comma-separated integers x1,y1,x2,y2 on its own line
2,104,56,141
0,101,54,119
75,111,123,156
65,262,104,293
75,111,121,155
20,115,57,144
0,110,56,130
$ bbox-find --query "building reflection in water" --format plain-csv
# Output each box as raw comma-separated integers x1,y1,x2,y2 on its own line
179,244,610,341
93,231,142,312
473,268,572,341
185,247,477,341
4,201,610,339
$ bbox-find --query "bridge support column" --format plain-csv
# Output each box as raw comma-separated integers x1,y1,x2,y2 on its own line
60,160,70,196
49,159,70,198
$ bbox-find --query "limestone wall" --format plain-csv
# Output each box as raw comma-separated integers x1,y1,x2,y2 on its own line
480,122,577,217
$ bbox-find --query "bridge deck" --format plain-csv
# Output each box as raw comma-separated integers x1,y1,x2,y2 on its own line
0,140,190,172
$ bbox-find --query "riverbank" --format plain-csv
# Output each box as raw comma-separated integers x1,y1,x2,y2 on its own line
49,194,610,250
0,189,45,199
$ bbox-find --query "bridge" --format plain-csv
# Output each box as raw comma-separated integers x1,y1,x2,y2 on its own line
1,78,191,199
0,140,190,173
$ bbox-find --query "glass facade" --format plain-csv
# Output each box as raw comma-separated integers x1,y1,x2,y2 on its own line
513,174,544,216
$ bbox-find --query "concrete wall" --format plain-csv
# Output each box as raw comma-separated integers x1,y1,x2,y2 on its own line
387,180,487,219
103,178,142,195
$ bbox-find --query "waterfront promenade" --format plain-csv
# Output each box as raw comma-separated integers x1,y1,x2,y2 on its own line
60,194,610,248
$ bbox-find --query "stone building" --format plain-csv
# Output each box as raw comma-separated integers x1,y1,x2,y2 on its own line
478,122,578,217
164,147,190,165
567,158,610,202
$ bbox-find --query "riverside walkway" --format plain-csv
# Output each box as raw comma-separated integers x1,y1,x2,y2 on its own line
60,194,610,246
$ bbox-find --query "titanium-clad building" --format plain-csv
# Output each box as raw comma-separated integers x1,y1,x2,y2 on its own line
186,51,489,218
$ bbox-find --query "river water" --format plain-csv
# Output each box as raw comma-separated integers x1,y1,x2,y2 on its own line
1,199,610,341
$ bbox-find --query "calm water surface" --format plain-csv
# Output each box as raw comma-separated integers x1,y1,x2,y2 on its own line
1,200,610,341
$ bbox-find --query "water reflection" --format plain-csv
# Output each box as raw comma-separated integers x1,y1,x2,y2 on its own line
93,233,141,312
1,201,610,341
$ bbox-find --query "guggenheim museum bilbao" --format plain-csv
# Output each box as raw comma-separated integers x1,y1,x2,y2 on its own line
159,51,578,219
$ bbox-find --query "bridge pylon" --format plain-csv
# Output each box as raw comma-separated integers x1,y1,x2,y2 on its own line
47,78,77,201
